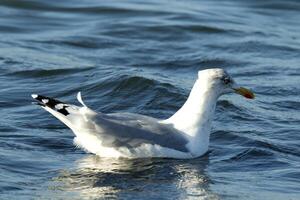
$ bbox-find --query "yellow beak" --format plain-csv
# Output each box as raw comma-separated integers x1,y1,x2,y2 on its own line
234,87,255,99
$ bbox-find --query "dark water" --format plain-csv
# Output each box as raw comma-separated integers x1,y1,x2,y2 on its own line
1,0,300,199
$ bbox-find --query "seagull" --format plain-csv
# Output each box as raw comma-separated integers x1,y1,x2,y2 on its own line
32,68,254,159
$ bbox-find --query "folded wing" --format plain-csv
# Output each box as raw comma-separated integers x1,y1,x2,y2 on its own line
32,93,189,153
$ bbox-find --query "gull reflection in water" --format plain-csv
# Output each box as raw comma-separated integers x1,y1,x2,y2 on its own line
51,154,219,199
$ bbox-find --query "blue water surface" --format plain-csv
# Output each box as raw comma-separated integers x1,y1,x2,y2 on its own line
0,0,300,199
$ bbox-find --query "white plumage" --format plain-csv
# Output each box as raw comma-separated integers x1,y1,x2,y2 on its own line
32,68,254,159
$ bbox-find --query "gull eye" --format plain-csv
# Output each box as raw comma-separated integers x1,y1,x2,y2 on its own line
223,77,231,85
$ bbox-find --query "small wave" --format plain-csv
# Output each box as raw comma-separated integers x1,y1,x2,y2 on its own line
256,86,300,96
272,100,300,110
245,139,300,157
0,1,168,16
112,75,157,92
6,67,94,78
227,148,274,161
0,25,32,34
32,35,121,50
84,74,181,95
218,100,243,112
22,136,74,152
212,128,300,161
135,57,235,71
218,40,299,59
245,1,300,12
77,74,185,118
139,24,227,34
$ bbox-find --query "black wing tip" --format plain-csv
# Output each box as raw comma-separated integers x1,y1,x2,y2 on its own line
31,94,47,102
31,94,70,116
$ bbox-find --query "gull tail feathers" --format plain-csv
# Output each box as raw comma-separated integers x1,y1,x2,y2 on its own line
31,92,96,130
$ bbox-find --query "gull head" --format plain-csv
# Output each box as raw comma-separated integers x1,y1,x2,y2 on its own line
198,68,255,99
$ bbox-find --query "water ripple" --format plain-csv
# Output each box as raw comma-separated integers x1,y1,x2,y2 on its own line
1,0,300,199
